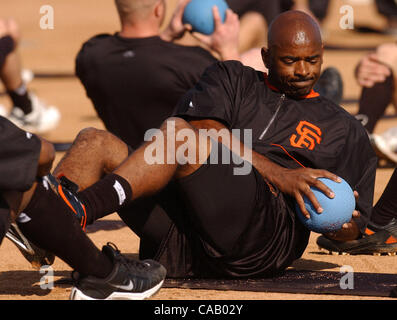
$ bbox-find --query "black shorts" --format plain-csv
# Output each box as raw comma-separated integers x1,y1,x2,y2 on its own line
120,140,310,278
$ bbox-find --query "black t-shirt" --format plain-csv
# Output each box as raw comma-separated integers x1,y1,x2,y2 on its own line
175,60,377,233
76,34,218,149
0,116,41,192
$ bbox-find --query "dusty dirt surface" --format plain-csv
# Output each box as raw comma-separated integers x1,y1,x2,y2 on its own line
0,0,396,302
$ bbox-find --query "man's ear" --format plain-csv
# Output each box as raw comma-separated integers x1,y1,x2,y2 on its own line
320,44,324,65
261,47,269,69
154,0,164,18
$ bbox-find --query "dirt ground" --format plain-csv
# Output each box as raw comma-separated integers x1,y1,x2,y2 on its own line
0,0,397,301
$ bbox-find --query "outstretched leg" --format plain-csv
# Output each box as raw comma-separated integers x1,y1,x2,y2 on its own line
53,116,211,196
69,117,211,224
113,117,211,200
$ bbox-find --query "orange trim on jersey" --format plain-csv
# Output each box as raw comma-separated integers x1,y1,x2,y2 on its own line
265,77,280,92
304,90,320,98
271,143,306,168
264,74,320,99
365,228,375,236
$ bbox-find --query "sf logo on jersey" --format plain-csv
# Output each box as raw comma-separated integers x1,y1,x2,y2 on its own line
290,121,322,150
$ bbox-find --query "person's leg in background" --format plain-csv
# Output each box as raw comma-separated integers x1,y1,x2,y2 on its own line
281,0,329,29
375,0,397,33
317,165,397,255
226,0,281,52
355,72,397,164
355,73,394,134
1,38,33,116
372,168,397,226
237,12,267,53
308,0,330,23
0,18,60,134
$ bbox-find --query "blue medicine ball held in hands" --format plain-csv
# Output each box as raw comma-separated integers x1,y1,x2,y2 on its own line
295,177,356,234
182,0,229,35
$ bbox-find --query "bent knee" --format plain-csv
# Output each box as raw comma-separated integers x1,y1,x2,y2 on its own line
76,127,126,154
161,117,192,131
76,127,110,143
73,128,114,154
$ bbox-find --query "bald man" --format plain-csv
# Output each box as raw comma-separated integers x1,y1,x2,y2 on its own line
76,0,242,149
55,10,376,278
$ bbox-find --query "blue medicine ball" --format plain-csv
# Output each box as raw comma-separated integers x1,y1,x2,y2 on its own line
295,177,355,234
182,0,229,35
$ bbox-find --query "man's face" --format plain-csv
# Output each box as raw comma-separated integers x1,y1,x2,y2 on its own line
264,39,323,98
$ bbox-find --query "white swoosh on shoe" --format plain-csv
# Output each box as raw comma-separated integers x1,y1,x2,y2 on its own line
113,280,134,291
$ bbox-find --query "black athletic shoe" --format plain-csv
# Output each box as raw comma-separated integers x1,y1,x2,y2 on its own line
314,67,344,105
44,174,87,230
69,243,166,300
5,223,55,270
316,218,397,255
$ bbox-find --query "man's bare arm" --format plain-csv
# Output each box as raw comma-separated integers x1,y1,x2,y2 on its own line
189,118,340,217
37,137,55,178
189,118,361,240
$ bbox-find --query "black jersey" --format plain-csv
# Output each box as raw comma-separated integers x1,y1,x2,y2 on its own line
0,116,41,192
175,60,377,233
76,34,217,149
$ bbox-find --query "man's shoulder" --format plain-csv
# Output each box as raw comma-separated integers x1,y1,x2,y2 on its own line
84,33,113,44
318,96,369,137
161,42,217,61
205,60,262,80
217,59,249,69
317,96,351,117
79,33,114,52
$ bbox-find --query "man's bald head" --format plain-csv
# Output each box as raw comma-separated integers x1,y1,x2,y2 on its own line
115,0,162,23
267,10,322,50
262,11,324,98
